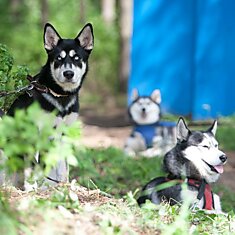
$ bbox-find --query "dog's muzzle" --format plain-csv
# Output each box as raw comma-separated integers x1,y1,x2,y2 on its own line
219,154,227,163
203,154,227,174
63,70,74,80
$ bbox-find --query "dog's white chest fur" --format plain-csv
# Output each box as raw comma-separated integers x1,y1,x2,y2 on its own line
42,93,76,113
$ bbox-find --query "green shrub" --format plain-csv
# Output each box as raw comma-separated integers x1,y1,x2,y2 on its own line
0,103,80,175
0,44,29,111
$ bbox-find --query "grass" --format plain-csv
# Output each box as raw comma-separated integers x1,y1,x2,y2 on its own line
217,116,235,151
71,147,164,196
1,144,235,234
71,147,235,212
1,115,235,234
2,178,235,235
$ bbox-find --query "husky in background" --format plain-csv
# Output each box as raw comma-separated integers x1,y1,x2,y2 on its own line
124,89,176,157
137,117,227,213
3,22,94,190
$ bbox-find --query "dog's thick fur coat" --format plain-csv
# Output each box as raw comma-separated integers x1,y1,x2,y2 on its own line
8,23,94,117
137,117,227,212
124,89,162,156
5,23,94,189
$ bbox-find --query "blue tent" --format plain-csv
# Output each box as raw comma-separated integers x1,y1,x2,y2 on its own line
129,0,235,120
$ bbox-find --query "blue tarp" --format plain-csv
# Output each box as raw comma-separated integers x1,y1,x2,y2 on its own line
129,0,235,120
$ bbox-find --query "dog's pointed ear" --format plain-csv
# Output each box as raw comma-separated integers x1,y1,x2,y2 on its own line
208,120,217,136
76,23,94,51
151,89,161,104
44,23,61,51
131,88,139,101
177,117,190,142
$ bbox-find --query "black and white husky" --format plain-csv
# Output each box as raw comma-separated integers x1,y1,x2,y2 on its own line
5,23,94,189
124,89,176,157
137,117,227,212
8,22,94,117
124,89,161,156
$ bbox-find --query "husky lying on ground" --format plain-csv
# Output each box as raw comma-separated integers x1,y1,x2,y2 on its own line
137,117,227,212
124,89,176,157
3,22,94,189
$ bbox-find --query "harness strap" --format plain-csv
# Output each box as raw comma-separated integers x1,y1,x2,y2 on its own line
187,178,214,210
166,176,214,210
203,183,214,210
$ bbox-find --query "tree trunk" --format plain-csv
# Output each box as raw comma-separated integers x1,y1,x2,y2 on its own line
118,0,133,92
10,0,23,23
40,0,49,27
79,0,86,24
101,0,116,26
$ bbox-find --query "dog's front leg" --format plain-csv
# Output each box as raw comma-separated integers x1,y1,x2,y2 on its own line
45,112,79,186
45,159,69,185
124,131,147,156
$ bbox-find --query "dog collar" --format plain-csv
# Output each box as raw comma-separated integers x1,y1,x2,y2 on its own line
48,88,69,97
27,75,70,97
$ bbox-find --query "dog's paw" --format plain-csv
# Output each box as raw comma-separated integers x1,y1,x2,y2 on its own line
140,147,162,158
123,147,136,157
24,181,38,192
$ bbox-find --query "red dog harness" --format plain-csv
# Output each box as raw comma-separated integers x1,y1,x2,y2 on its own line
187,178,214,210
166,177,214,210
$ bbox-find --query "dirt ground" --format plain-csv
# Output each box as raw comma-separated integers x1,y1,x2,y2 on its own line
79,106,235,192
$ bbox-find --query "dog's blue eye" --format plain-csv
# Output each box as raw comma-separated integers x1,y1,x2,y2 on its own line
74,56,79,61
57,56,62,61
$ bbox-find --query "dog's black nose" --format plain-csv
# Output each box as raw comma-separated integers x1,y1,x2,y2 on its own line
220,155,227,163
63,70,74,79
